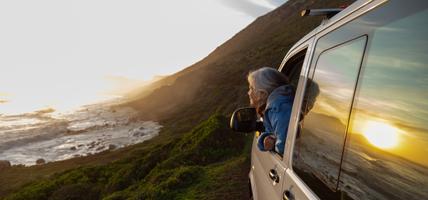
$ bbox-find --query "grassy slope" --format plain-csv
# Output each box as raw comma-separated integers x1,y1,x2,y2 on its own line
3,115,252,200
0,0,355,199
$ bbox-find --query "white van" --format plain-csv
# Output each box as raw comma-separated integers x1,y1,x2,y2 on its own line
230,0,428,199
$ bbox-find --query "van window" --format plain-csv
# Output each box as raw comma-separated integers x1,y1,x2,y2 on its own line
292,36,366,199
265,48,306,157
339,3,428,200
281,49,307,88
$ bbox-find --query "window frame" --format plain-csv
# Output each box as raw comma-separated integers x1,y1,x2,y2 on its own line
288,32,369,200
262,47,308,159
280,40,316,168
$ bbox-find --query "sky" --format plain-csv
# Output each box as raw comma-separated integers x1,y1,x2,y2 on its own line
0,0,286,115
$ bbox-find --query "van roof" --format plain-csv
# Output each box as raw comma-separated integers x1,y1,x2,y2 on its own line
287,0,372,55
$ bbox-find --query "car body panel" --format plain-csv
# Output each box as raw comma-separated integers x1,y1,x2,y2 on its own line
248,0,416,200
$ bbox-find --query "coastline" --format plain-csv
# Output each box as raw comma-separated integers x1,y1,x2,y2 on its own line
0,101,162,166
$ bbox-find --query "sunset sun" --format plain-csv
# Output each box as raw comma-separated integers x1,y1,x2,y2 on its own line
362,121,399,149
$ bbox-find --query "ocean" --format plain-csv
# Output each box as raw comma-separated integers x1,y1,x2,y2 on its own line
0,102,161,166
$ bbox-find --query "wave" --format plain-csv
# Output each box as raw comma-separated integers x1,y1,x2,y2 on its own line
0,103,162,166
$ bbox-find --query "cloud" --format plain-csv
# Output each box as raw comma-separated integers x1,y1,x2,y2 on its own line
219,0,274,17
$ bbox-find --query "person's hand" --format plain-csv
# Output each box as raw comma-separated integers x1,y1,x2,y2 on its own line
263,135,276,151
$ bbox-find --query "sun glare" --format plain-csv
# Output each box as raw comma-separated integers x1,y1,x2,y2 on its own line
362,121,399,149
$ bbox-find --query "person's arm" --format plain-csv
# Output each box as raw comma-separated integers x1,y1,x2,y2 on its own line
268,101,293,155
257,132,273,151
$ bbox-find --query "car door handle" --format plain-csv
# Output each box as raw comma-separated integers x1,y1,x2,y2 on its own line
269,169,279,183
283,190,292,200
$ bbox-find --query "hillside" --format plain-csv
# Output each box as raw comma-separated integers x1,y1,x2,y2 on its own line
125,0,354,132
0,0,355,199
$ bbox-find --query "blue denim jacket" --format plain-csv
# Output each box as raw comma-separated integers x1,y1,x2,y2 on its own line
257,85,294,155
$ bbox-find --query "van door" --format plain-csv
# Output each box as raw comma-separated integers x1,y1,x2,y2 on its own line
282,1,428,199
338,2,428,199
285,35,367,200
281,18,371,200
250,139,287,200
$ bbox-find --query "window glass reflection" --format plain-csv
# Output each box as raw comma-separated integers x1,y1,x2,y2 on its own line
292,37,366,198
340,6,428,200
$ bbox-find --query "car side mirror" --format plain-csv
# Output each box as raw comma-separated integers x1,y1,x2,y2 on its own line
230,107,264,132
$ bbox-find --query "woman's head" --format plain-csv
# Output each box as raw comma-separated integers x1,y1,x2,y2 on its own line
247,67,289,111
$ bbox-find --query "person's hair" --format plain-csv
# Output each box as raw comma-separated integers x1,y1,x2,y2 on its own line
248,67,289,114
248,67,289,94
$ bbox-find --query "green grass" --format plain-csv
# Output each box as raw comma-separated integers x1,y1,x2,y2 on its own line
3,114,253,200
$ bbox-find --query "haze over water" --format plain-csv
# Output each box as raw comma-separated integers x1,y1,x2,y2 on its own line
0,0,283,116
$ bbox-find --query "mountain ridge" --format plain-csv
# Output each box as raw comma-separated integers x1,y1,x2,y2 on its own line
125,0,354,129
